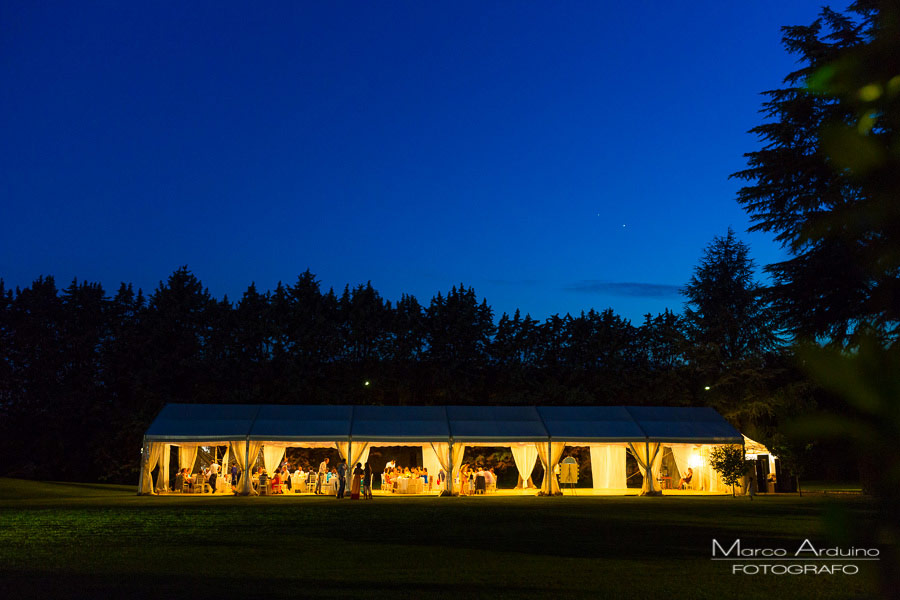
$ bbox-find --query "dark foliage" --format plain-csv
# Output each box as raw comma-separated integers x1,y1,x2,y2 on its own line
0,265,728,483
731,1,897,345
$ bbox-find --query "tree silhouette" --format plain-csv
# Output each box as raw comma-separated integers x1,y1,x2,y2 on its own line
731,3,882,345
682,229,782,430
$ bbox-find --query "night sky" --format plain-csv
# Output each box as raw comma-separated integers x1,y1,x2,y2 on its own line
1,2,846,323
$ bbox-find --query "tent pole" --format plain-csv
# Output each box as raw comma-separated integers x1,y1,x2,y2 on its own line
448,440,453,496
244,437,251,496
645,442,651,494
547,439,552,496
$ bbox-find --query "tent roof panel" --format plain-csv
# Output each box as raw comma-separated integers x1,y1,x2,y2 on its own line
624,406,743,443
145,404,260,441
536,406,646,441
144,403,743,444
447,405,548,441
350,405,450,441
249,405,352,441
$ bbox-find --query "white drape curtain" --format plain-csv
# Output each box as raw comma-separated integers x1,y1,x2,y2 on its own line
510,445,538,488
178,444,199,473
700,445,727,492
589,445,626,489
536,442,565,495
430,443,450,492
350,442,369,469
140,442,165,495
627,442,662,495
231,440,262,495
422,444,442,484
155,444,171,493
222,445,229,480
431,442,466,494
262,446,285,474
451,443,465,494
335,442,348,461
669,445,694,482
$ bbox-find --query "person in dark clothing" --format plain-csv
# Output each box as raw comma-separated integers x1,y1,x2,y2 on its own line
362,462,373,500
336,460,347,498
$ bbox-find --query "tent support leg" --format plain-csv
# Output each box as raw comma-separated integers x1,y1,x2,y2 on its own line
243,438,250,496
548,439,552,496
448,440,453,496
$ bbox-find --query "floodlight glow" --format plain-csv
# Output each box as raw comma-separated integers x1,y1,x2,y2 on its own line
704,386,711,391
688,454,703,468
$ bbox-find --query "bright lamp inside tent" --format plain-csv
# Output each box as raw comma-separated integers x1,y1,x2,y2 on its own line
688,453,703,468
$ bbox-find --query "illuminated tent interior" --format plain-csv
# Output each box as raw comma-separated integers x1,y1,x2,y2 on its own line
140,404,743,496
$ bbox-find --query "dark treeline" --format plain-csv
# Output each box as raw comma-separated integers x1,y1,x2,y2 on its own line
0,256,798,483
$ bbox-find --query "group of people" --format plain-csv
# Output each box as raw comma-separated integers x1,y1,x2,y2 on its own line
382,465,432,493
457,464,497,495
309,458,373,499
174,464,224,493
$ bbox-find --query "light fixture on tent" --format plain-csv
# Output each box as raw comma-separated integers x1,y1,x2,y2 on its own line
688,453,703,468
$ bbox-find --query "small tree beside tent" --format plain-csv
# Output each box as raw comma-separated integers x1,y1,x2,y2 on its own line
709,445,749,497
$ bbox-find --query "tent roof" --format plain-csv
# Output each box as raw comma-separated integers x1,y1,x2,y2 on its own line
447,405,548,442
350,405,450,442
536,406,646,442
743,435,774,455
145,403,261,442
144,403,743,444
624,406,743,443
249,405,352,441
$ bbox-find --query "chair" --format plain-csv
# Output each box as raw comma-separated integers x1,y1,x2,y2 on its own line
475,475,486,494
679,473,693,490
258,477,269,495
271,479,282,494
174,474,185,493
194,475,209,494
306,475,317,494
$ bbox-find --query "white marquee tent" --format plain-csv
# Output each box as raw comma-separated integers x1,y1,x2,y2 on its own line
140,404,742,496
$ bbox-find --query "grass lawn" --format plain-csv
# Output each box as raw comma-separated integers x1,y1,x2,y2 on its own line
801,480,864,493
0,478,884,599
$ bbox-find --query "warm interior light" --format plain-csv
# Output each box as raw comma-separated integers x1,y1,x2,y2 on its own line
688,454,703,468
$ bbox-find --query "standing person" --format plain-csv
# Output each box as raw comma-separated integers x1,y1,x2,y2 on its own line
316,457,329,495
336,460,347,499
350,462,363,500
230,462,239,488
363,462,372,499
208,460,219,494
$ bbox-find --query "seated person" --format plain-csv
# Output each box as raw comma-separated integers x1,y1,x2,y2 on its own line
679,468,693,489
271,471,283,493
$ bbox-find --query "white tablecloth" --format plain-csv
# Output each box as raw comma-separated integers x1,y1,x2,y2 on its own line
395,478,424,494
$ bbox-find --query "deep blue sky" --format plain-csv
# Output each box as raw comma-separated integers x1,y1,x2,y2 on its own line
1,1,846,323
